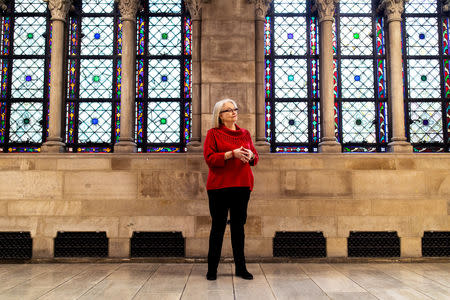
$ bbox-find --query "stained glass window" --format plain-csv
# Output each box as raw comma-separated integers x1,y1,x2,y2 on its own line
403,0,449,152
335,0,388,152
0,0,50,152
66,0,120,152
266,0,320,153
136,1,191,153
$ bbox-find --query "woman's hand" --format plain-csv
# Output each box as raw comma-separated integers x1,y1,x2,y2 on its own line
233,146,252,163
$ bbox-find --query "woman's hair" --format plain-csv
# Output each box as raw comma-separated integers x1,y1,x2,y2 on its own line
211,98,238,128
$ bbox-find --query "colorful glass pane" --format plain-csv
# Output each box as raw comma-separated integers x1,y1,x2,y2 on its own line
11,58,45,98
79,59,113,99
339,0,371,14
340,59,374,99
405,17,439,56
405,0,437,14
14,0,47,13
342,101,376,143
13,16,46,55
147,101,180,143
184,17,191,55
148,59,180,98
81,17,114,56
274,59,307,98
409,102,443,143
340,17,372,56
273,0,306,14
148,16,181,56
82,0,114,14
274,102,308,143
149,0,181,14
407,59,440,99
274,16,307,56
78,102,112,143
0,102,6,143
265,17,271,56
9,102,43,143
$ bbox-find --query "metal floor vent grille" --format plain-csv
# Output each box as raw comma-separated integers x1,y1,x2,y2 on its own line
348,231,400,257
0,232,32,259
273,231,326,258
54,232,108,257
422,231,450,257
130,231,185,257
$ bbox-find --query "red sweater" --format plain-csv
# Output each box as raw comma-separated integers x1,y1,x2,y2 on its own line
204,124,259,191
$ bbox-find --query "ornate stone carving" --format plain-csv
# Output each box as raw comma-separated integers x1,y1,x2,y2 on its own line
378,0,404,22
184,0,202,20
443,0,450,12
312,0,338,22
0,0,7,11
248,0,272,20
116,0,140,20
43,0,71,21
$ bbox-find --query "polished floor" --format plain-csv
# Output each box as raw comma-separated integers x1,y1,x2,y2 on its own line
0,263,449,299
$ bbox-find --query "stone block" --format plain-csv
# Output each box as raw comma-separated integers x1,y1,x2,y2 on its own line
64,171,138,200
0,171,63,200
0,201,8,216
247,199,299,217
202,61,255,83
297,199,336,216
400,237,421,257
32,237,53,258
0,158,22,170
202,37,253,61
273,157,324,170
39,217,120,238
246,238,272,257
130,157,187,170
186,237,208,257
345,158,395,170
327,237,347,257
35,159,57,170
372,199,447,216
0,217,39,236
8,201,82,216
57,158,111,170
109,237,130,258
337,216,412,238
208,83,255,114
335,199,371,216
409,216,450,236
186,197,209,216
395,158,416,170
139,171,205,200
203,0,254,23
195,216,211,238
111,158,132,170
252,170,281,199
118,216,195,238
187,157,208,173
262,216,337,238
353,170,426,199
415,157,450,170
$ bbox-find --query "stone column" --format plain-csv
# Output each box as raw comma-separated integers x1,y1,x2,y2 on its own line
379,0,412,152
315,0,341,153
185,0,203,152
250,0,271,152
41,0,71,153
114,0,140,153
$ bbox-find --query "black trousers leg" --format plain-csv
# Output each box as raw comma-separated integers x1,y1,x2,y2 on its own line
229,187,250,270
207,189,229,273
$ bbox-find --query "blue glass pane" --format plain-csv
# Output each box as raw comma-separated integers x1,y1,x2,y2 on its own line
78,102,112,143
149,0,181,13
14,0,47,13
341,59,374,99
407,59,440,99
148,59,180,98
342,101,376,143
82,0,114,14
9,102,43,143
13,16,46,55
11,59,45,98
147,101,180,143
148,16,182,56
274,59,307,98
340,17,372,56
406,17,438,56
273,0,306,14
409,102,443,143
274,102,308,143
274,17,307,56
405,0,437,14
81,17,114,56
79,59,113,99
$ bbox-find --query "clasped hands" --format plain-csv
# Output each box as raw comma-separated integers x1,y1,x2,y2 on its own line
232,146,254,163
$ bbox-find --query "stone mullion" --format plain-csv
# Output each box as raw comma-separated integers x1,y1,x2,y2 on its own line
114,0,140,153
185,0,202,151
378,0,412,152
41,0,71,153
315,0,341,152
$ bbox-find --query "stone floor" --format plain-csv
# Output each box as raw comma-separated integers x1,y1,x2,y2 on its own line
0,263,449,299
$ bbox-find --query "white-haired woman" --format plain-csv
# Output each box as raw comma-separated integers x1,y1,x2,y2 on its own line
203,99,259,281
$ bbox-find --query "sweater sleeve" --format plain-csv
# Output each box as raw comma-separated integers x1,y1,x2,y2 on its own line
248,131,259,166
203,130,226,168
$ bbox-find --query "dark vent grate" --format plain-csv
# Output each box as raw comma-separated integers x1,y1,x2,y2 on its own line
422,231,450,257
130,231,185,257
54,232,108,257
0,232,32,259
273,231,326,258
348,231,400,257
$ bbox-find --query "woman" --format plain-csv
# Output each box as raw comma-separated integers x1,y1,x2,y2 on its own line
203,99,259,281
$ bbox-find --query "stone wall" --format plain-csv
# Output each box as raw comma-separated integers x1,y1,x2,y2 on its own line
0,154,449,258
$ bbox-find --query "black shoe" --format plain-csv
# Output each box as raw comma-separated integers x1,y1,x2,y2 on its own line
206,272,217,281
235,269,253,280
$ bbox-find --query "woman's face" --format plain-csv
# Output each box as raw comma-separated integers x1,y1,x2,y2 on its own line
219,102,238,125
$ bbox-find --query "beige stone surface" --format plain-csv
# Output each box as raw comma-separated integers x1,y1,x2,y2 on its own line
32,236,54,258
337,216,412,237
0,171,63,200
286,170,352,197
8,201,82,216
401,237,422,257
327,237,347,257
202,36,253,61
118,216,195,238
39,217,120,238
262,216,337,238
57,158,111,170
207,83,255,114
372,199,447,216
0,216,39,236
202,61,255,83
109,237,130,257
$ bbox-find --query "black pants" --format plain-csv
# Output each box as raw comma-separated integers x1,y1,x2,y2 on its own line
207,187,251,272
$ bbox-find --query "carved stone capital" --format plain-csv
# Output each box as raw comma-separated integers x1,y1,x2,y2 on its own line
248,0,272,20
43,0,71,22
0,0,7,11
116,0,140,21
185,0,202,21
378,0,404,23
312,0,338,23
